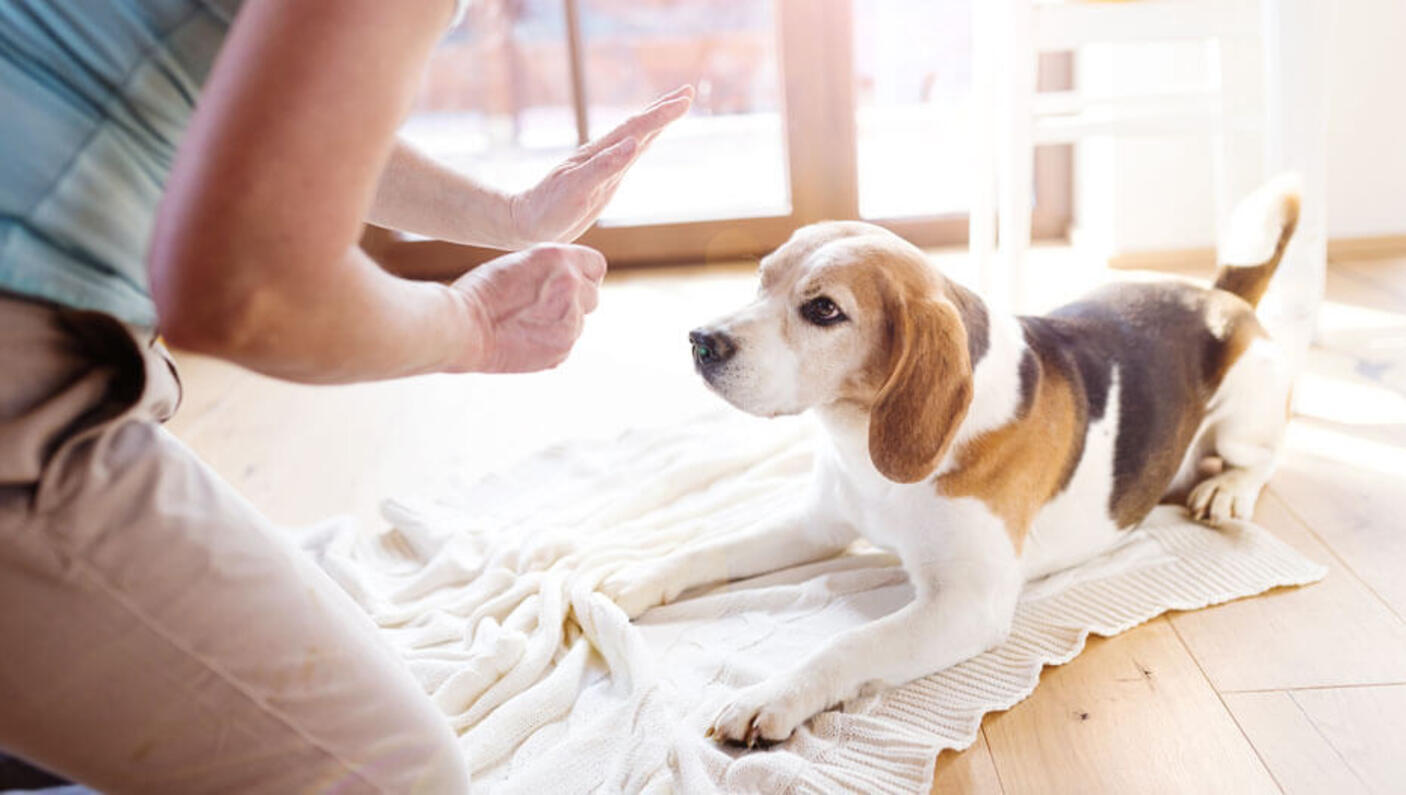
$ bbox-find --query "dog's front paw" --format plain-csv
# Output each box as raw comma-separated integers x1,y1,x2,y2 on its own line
1188,469,1266,525
599,561,685,619
707,678,824,747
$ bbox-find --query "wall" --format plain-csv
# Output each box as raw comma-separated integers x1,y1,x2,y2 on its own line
1073,0,1406,258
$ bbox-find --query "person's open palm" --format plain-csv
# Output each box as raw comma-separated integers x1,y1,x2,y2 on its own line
508,85,694,246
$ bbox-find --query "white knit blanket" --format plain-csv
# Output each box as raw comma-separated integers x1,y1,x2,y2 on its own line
303,413,1325,794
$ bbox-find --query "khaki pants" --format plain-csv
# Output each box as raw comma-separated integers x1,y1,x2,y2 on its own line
0,294,468,794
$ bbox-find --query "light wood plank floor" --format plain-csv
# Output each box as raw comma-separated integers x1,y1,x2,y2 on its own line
165,250,1406,794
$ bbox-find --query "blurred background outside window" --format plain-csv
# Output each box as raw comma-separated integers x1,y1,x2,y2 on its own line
853,1,973,220
393,0,1062,264
400,0,788,225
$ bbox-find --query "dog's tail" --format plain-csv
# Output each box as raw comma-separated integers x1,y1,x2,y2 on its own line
1212,173,1301,309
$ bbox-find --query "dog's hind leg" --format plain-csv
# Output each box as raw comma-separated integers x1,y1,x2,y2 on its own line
1187,337,1292,525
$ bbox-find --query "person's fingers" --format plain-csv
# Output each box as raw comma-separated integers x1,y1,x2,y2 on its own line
536,268,577,320
563,300,585,340
564,109,680,214
650,84,695,105
590,162,639,210
634,93,694,146
596,86,692,146
580,280,600,314
575,94,691,160
635,95,692,135
601,113,679,182
638,84,695,115
598,94,691,175
561,152,633,219
572,137,637,187
530,90,690,242
561,86,692,167
572,245,608,283
609,86,692,132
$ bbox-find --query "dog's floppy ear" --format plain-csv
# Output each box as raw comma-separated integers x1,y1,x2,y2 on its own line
868,297,974,483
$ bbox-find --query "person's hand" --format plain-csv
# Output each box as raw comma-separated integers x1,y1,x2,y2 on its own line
505,85,694,247
447,243,607,373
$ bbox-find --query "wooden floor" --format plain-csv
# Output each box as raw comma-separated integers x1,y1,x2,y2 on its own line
166,250,1406,794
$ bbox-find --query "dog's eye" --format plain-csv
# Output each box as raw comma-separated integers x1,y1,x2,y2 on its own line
801,296,847,326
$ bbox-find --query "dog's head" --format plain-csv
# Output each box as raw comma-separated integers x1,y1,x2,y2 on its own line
690,221,977,483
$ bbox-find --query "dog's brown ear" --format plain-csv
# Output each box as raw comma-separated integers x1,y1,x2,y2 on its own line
869,298,974,483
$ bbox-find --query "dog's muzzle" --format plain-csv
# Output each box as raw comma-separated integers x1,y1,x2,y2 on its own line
689,328,736,371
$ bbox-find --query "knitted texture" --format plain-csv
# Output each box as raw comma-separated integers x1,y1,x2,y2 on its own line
303,413,1325,794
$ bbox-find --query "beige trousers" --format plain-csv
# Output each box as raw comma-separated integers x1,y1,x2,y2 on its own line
0,294,469,794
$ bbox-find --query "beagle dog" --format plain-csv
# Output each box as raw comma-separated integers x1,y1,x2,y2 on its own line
606,176,1300,747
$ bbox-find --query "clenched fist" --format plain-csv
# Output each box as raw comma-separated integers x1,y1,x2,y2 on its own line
448,243,606,373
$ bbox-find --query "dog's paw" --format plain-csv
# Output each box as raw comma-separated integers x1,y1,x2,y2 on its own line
599,562,684,619
1188,469,1265,525
707,678,823,748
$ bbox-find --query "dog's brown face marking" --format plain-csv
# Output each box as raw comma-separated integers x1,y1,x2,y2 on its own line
812,237,977,485
744,223,980,482
694,223,903,418
703,222,978,453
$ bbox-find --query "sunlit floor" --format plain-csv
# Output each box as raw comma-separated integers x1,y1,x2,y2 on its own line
166,247,1406,794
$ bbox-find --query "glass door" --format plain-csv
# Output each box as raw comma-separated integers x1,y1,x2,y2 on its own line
375,0,1069,273
578,1,789,224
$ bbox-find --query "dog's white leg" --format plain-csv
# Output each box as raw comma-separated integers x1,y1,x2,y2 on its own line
708,505,1021,745
601,506,856,619
1187,438,1281,525
1188,338,1291,525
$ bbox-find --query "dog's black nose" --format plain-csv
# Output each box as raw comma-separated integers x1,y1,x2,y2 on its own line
689,328,735,368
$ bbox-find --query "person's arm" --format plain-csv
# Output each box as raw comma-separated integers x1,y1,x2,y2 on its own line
368,87,693,250
149,0,602,384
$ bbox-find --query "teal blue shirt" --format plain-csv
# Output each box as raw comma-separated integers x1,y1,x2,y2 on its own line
0,0,245,327
1,1,468,327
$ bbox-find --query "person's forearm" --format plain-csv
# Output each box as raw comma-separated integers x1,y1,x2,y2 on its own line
149,0,477,383
367,139,522,250
161,245,480,384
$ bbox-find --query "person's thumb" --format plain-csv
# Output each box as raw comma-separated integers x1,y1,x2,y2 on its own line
570,246,608,283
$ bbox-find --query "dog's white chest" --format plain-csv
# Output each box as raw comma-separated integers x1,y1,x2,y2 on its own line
812,425,926,550
815,429,998,561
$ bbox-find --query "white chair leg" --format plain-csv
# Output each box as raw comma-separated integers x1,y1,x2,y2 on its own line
1211,30,1267,254
995,0,1035,313
1260,0,1335,361
969,0,997,296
